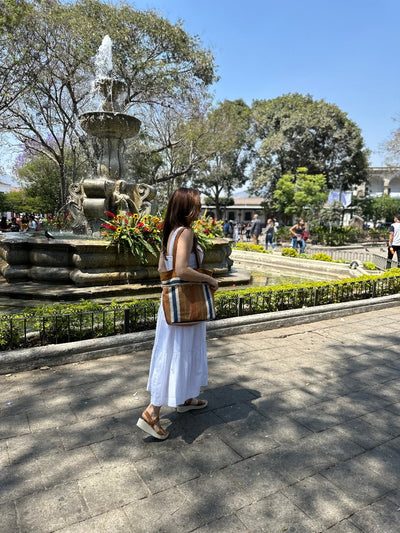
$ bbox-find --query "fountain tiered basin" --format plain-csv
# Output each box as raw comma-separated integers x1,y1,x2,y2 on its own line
0,233,233,287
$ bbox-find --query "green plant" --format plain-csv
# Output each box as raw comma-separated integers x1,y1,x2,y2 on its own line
192,214,223,250
281,247,298,257
236,243,267,253
312,252,333,262
363,261,377,270
101,211,163,261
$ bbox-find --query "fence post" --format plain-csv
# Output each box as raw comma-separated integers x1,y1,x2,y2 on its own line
237,296,243,317
124,309,130,334
313,287,318,307
372,279,376,298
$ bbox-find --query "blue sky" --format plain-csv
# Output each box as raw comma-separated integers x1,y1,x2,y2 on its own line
131,0,400,167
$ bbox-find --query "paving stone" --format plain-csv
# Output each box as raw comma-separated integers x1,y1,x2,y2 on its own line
0,392,44,417
223,454,290,501
78,464,149,514
90,433,158,466
7,427,64,464
355,443,400,487
134,450,201,494
27,405,78,432
368,380,400,404
349,494,400,532
332,416,393,450
58,418,114,450
0,461,44,504
325,520,364,533
205,383,261,409
167,409,226,443
360,408,400,437
0,412,30,439
0,501,19,533
36,446,101,487
16,481,90,533
282,473,360,529
178,469,253,522
213,402,257,424
0,439,9,468
302,428,365,462
321,456,395,505
123,486,206,532
193,514,249,532
236,491,320,532
56,508,132,532
179,434,242,471
219,420,280,458
251,387,322,417
259,437,337,482
69,396,121,421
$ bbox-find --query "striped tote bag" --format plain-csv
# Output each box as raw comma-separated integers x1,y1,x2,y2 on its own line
160,229,216,326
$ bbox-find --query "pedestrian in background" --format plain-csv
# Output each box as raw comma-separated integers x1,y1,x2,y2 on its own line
250,214,262,245
386,214,400,269
265,218,275,250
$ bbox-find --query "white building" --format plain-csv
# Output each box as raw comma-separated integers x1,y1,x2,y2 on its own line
202,197,265,224
357,167,400,198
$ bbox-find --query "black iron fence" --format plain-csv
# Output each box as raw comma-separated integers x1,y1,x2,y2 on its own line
1,274,400,351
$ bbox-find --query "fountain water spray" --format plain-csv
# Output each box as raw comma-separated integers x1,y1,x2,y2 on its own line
94,35,113,79
68,35,155,234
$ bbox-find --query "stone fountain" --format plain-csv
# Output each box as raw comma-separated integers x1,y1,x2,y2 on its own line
0,36,233,293
68,35,155,234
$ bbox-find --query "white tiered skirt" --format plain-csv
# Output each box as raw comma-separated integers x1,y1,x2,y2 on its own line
147,304,208,407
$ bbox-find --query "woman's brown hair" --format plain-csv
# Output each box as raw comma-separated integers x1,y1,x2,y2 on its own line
162,187,201,255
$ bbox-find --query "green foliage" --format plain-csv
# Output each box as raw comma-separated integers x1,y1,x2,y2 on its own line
311,226,363,246
281,247,299,257
363,261,377,270
363,196,400,224
235,242,267,253
1,0,216,203
250,93,369,198
3,270,400,350
189,99,252,218
273,168,328,218
101,212,162,261
311,252,333,262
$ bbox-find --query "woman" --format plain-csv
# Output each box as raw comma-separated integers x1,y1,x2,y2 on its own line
137,188,218,440
290,219,305,254
265,218,275,250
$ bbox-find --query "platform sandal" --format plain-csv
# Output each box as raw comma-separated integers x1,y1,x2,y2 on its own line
136,409,169,440
177,398,208,413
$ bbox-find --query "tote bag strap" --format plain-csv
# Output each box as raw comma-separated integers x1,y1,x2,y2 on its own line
171,227,200,270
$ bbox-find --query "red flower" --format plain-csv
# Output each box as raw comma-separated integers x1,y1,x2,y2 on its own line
204,229,210,235
101,223,117,231
157,223,163,230
104,210,116,219
143,226,149,232
137,222,144,228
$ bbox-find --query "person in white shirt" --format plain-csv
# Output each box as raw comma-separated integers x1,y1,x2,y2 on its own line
386,214,400,269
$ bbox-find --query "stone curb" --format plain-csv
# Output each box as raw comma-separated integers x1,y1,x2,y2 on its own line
1,293,399,375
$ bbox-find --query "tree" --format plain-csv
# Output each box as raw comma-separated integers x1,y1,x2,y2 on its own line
251,93,370,199
0,0,216,206
384,116,400,165
273,168,328,220
355,195,400,225
14,144,89,213
188,99,252,219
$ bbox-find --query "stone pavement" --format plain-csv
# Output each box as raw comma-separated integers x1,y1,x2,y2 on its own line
1,307,400,532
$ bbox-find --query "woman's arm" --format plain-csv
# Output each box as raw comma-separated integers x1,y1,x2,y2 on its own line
174,228,218,290
289,224,296,236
